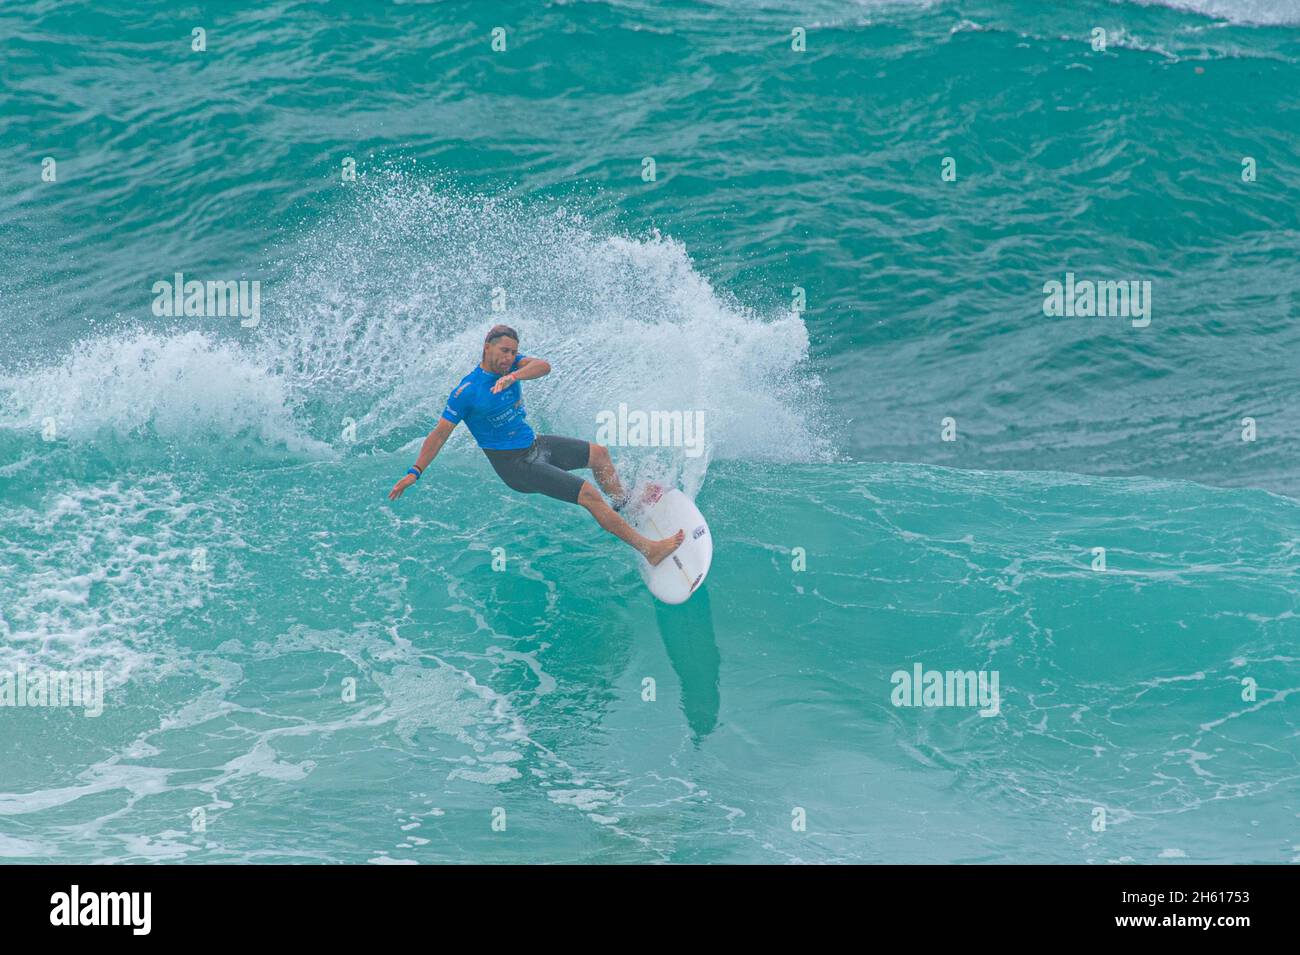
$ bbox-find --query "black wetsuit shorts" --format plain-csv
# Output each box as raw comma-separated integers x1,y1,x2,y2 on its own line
482,434,591,505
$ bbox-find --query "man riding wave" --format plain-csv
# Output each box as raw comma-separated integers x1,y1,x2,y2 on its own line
388,324,684,565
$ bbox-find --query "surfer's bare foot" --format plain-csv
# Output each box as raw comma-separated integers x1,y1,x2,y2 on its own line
643,530,685,566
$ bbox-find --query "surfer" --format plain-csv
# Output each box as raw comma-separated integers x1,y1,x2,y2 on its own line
388,324,685,566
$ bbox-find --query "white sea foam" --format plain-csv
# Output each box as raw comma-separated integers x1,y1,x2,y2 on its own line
1126,0,1300,26
0,477,240,680
1,176,833,479
0,330,331,457
269,173,835,475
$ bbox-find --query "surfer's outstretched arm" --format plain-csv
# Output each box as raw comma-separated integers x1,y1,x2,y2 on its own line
388,418,456,500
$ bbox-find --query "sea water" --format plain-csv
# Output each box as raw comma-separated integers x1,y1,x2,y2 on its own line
0,0,1297,863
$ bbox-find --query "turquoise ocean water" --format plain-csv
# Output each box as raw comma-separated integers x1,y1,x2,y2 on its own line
1,0,1297,863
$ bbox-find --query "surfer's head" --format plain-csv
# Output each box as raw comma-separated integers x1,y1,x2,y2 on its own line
482,324,519,375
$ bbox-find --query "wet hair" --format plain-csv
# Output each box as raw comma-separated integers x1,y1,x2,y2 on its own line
484,324,519,345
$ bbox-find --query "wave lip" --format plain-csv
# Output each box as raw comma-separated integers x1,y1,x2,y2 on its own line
0,329,333,460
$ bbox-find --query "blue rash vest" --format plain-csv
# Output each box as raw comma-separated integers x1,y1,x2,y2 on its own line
440,354,535,451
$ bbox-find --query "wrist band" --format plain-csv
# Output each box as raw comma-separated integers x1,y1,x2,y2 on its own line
407,466,422,480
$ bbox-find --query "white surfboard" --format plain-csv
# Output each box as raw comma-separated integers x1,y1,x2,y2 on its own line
630,483,712,605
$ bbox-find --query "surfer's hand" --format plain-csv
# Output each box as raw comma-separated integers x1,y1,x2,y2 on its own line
388,474,417,500
490,373,515,394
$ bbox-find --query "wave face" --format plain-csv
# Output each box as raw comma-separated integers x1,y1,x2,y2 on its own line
0,0,1297,863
